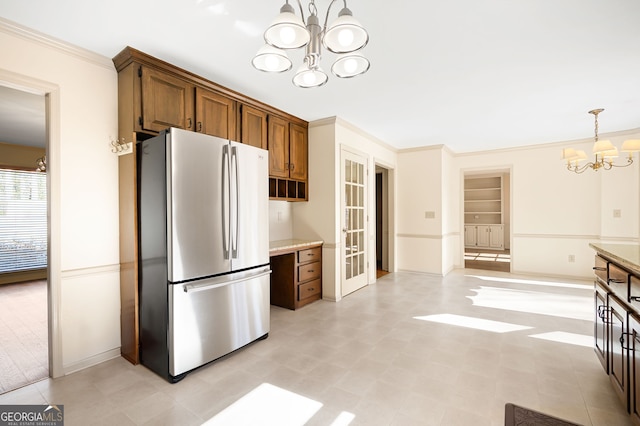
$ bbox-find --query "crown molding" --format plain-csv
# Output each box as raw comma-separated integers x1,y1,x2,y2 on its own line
310,116,399,153
0,17,113,71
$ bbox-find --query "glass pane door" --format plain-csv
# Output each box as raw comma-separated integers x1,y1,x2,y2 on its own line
341,150,368,296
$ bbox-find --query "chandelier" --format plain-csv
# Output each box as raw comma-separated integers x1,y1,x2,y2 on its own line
35,155,46,173
252,0,370,88
562,108,640,173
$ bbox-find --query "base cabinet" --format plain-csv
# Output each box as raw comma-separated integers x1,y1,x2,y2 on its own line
270,244,322,310
592,250,640,424
464,224,504,249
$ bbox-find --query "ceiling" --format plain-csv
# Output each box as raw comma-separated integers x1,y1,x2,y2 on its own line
1,0,639,152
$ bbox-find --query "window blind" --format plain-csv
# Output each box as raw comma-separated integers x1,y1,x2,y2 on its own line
0,169,47,273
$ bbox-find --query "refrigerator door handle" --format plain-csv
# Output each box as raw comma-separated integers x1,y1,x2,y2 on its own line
183,270,272,293
230,145,239,259
222,144,230,259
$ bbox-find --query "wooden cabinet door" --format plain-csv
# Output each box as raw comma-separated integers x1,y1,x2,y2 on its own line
476,225,490,247
489,225,503,249
609,294,629,410
464,226,477,247
140,66,194,133
240,105,267,149
195,87,236,140
629,313,640,423
268,115,289,178
595,279,609,372
289,122,308,181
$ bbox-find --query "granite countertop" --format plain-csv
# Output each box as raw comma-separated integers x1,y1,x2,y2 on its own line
590,243,640,275
269,239,324,255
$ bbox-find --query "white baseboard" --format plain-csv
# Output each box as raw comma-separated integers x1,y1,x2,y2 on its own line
63,347,121,376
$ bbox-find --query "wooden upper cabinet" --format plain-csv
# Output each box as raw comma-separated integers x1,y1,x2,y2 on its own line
240,105,268,149
140,66,194,133
268,115,290,178
195,87,237,140
289,122,308,181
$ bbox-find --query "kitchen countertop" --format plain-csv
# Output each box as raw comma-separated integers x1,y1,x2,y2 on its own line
590,243,640,275
269,239,323,256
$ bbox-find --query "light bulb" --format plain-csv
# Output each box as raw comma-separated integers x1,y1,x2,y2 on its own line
279,27,296,45
338,29,354,47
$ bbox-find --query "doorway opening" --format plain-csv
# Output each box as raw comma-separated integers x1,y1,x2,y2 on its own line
376,166,390,279
0,85,49,393
463,170,511,273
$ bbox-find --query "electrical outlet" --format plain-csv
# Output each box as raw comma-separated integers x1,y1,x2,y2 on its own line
425,211,435,219
568,254,575,263
613,209,621,218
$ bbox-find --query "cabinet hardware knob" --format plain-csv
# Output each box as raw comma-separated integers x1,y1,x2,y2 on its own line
309,287,314,291
630,296,640,302
187,118,192,128
198,122,202,132
609,278,626,284
593,267,607,271
308,269,314,273
290,163,295,171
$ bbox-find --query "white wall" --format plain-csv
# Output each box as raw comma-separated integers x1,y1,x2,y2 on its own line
453,131,640,279
396,146,445,274
292,117,397,301
268,200,293,241
0,20,120,375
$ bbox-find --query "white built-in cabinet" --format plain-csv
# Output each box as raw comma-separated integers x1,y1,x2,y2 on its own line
464,175,504,249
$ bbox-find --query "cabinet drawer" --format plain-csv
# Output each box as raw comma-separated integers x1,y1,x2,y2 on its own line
298,279,321,301
609,263,630,297
298,261,321,282
298,247,321,264
594,255,608,283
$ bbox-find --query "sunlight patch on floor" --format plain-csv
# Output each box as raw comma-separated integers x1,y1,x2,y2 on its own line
413,313,532,333
529,331,593,347
466,274,592,290
203,383,325,426
467,286,592,321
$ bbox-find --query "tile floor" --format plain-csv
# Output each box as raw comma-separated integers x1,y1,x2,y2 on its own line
0,269,633,426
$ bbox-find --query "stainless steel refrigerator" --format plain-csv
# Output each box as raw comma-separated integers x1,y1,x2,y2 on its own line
137,127,270,383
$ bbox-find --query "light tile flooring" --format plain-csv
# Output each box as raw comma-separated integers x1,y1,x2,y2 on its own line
0,269,633,426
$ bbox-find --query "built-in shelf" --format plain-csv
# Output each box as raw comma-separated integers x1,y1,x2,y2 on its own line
464,175,504,248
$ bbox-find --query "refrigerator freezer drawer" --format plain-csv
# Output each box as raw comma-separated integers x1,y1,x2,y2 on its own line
168,266,270,377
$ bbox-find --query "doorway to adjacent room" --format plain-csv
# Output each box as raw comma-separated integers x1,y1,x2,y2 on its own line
463,169,511,273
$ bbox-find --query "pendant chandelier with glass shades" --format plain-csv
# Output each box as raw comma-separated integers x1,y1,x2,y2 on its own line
252,0,370,88
562,108,640,173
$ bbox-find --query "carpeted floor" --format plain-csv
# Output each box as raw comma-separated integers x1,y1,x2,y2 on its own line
0,280,48,394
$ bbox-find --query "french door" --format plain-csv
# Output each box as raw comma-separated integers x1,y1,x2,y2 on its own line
341,149,368,296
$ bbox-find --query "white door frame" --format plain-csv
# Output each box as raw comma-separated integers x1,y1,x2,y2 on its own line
0,70,63,378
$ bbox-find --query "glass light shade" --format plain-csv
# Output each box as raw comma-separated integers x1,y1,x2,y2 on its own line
264,3,310,49
592,139,614,154
622,139,640,152
331,55,370,78
293,63,328,88
323,8,369,53
252,44,292,73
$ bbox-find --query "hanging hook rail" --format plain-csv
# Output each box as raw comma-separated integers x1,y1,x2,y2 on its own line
111,137,132,155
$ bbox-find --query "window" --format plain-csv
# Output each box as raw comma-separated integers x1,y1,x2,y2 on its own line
0,169,47,273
